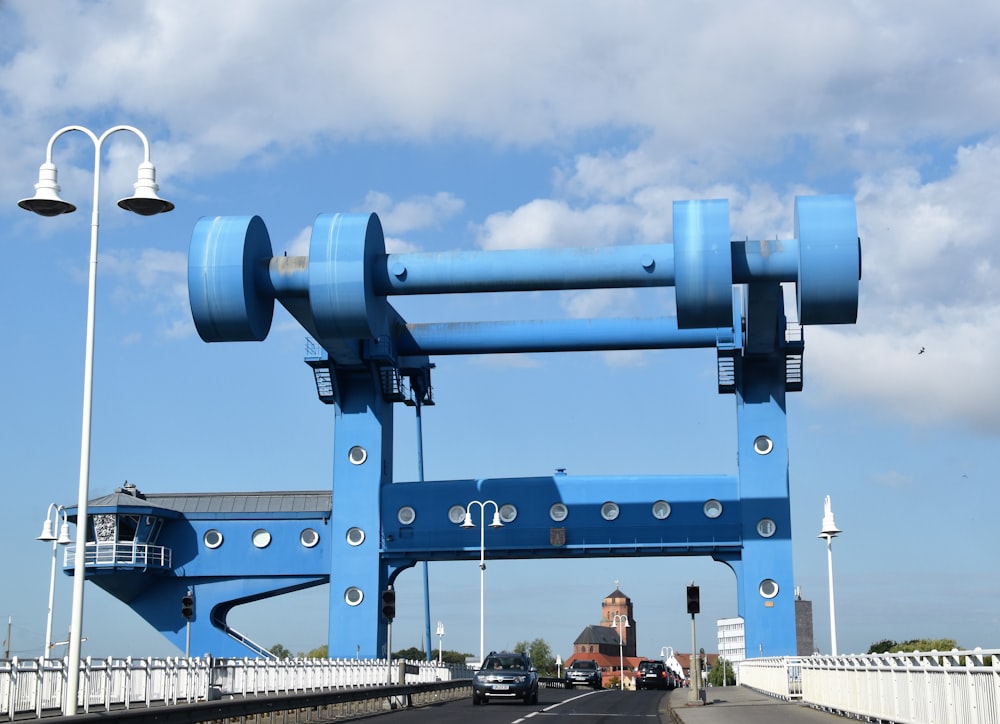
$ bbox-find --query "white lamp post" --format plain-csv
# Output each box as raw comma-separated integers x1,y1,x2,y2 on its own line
37,504,72,658
612,613,630,690
436,620,445,665
818,494,842,656
555,654,562,678
460,500,502,665
19,125,173,714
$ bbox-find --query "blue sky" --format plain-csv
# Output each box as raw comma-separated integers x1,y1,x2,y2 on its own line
2,1,998,661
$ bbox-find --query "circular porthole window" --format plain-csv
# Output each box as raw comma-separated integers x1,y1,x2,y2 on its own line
600,502,620,521
703,499,723,519
549,503,568,522
759,579,779,599
753,435,774,455
397,506,416,525
204,529,223,549
348,445,368,465
448,505,467,525
346,527,365,546
652,500,672,520
301,528,320,548
344,587,364,606
252,529,272,548
756,518,777,538
499,504,517,523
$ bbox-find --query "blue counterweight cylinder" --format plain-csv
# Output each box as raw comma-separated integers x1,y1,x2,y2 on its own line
189,215,274,343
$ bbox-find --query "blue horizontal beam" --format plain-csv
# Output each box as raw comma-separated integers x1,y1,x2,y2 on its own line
396,318,730,355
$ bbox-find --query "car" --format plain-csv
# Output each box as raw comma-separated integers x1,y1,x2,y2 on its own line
564,659,602,689
634,660,671,690
472,651,539,705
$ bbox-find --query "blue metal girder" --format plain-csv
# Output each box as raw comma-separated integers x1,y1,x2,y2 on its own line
178,194,860,660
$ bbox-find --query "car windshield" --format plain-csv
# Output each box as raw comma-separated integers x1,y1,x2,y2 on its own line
573,661,596,669
483,656,525,670
639,662,661,671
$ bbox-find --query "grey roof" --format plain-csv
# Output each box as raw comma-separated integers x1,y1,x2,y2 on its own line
143,491,332,516
573,624,622,646
76,488,332,519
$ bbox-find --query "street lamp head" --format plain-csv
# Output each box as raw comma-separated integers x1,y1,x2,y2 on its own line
18,162,77,217
37,517,57,542
489,510,503,528
57,520,73,545
461,511,475,528
117,162,174,216
819,494,842,538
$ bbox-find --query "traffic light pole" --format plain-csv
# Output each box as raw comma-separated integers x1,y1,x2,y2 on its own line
686,583,703,706
687,612,703,705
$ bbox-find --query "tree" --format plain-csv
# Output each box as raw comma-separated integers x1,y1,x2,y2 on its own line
305,645,328,658
514,638,555,676
269,644,292,659
867,638,958,654
867,639,897,654
707,657,735,686
393,646,425,660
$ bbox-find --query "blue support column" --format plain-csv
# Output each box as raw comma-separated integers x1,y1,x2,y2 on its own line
732,353,797,656
326,368,394,658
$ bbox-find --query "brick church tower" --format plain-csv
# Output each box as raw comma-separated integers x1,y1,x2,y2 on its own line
600,585,636,657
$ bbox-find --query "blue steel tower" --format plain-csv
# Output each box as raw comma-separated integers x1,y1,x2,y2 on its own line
66,194,859,659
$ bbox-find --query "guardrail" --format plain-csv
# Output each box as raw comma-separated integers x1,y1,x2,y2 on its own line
41,679,471,724
739,648,999,724
0,655,472,719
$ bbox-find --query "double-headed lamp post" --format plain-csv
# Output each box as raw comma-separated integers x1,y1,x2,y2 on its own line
436,620,445,665
612,613,630,690
37,504,72,658
461,500,502,665
818,494,842,656
19,125,173,714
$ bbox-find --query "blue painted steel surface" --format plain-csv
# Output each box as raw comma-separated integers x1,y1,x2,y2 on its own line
71,193,860,660
795,195,860,325
189,215,274,342
673,199,733,329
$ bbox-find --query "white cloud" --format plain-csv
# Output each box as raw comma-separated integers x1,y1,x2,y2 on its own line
361,191,464,234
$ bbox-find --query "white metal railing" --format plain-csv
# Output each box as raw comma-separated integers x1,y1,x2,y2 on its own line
66,542,172,569
0,655,472,719
739,648,1000,724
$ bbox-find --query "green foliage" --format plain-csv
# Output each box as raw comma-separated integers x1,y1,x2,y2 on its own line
305,645,328,658
707,657,735,686
868,638,958,654
513,638,556,675
269,644,292,659
440,649,471,665
867,639,897,654
393,646,426,661
393,647,471,665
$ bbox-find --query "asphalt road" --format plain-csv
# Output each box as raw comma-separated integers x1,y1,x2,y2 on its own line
387,686,671,724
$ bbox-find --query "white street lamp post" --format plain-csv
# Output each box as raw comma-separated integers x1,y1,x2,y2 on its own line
436,620,445,666
818,494,842,656
37,504,72,658
461,500,502,665
19,125,173,714
612,613,630,690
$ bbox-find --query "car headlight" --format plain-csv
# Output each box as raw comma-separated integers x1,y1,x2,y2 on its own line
513,675,526,683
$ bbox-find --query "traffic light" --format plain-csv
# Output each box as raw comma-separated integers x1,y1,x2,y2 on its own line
181,592,195,621
380,589,396,620
686,585,700,615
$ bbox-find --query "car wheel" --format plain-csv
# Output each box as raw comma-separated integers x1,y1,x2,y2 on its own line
532,687,539,704
472,692,481,706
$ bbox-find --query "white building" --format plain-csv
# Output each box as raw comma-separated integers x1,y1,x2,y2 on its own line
716,616,745,679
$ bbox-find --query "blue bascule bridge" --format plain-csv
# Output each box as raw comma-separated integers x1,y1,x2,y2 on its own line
65,195,860,659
